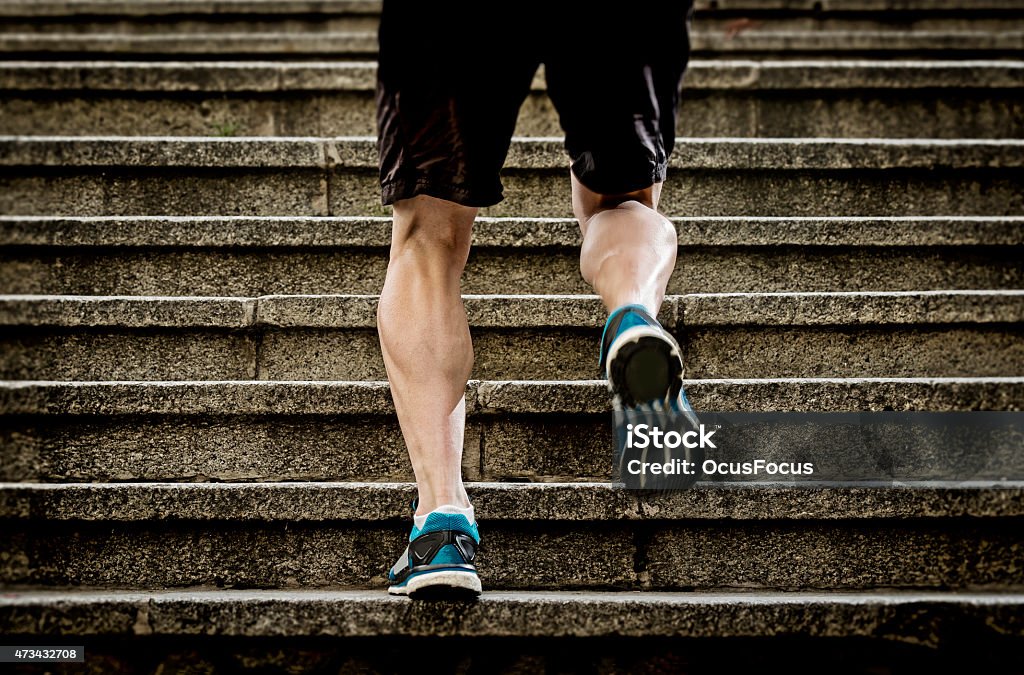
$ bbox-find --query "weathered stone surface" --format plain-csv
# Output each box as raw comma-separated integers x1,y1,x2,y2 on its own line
672,246,1024,294
683,290,1024,326
1,483,1022,589
0,30,1019,57
14,88,1019,139
691,31,1024,55
0,631,1013,672
655,169,1023,218
0,295,254,327
2,378,1020,414
0,170,331,216
0,32,380,57
257,327,603,381
677,91,1024,139
0,0,384,18
255,294,641,328
2,588,1022,643
0,136,330,168
2,139,1021,217
3,0,1022,17
0,329,259,380
3,62,1020,138
481,415,610,481
647,521,1024,590
3,481,1023,522
1,380,1021,482
696,0,1024,9
0,380,403,415
1,513,1021,590
0,414,443,482
474,378,1024,414
4,216,1019,248
9,293,1017,380
3,137,1021,171
0,217,1020,296
2,520,637,590
477,168,1024,218
0,248,398,296
684,326,1024,378
5,61,1023,93
5,245,1018,297
3,406,1021,483
5,322,1011,381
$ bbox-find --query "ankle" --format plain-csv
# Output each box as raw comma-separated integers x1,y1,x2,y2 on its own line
414,492,472,516
413,502,476,528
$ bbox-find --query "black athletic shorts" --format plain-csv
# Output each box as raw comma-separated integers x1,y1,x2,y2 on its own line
376,1,694,207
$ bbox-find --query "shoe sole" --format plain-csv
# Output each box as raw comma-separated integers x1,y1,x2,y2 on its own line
605,325,684,408
388,569,482,599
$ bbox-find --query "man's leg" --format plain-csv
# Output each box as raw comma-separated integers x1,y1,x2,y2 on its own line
377,194,477,516
575,172,688,410
575,175,676,315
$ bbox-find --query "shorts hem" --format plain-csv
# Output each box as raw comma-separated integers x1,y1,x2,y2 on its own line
381,177,503,208
570,162,669,197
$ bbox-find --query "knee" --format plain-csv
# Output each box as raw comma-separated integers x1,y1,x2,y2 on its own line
572,175,661,228
580,200,676,250
389,195,476,270
578,202,676,280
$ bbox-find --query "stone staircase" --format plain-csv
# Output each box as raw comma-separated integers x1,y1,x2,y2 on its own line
1,0,1023,671
0,0,1022,58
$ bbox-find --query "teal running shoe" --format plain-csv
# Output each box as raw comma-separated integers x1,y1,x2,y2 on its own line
599,304,685,409
387,504,481,598
603,305,703,490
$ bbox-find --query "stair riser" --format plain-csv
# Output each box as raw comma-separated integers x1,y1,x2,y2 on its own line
4,409,1021,482
3,593,1024,658
3,246,1021,295
0,17,383,35
3,16,1018,35
2,168,1021,217
2,33,1020,58
6,0,1023,17
2,519,1020,590
0,637,997,674
4,92,1020,139
0,325,1020,381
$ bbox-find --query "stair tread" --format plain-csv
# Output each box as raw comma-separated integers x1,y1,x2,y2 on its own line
1,290,1020,328
2,377,1021,414
3,59,1022,91
2,480,1022,521
4,215,1020,247
1,32,1021,56
2,587,1023,639
4,0,1023,16
3,135,1023,169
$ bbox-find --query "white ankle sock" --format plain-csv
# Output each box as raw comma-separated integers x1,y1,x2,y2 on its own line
414,503,475,530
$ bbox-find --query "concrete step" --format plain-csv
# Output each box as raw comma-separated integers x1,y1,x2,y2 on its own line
4,0,1023,17
0,0,383,17
1,137,1022,217
1,16,1018,38
2,378,1020,482
1,0,1022,59
2,61,1021,138
0,292,1019,381
1,590,1022,669
3,589,1022,653
0,481,1021,591
3,216,1021,295
2,30,1020,60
